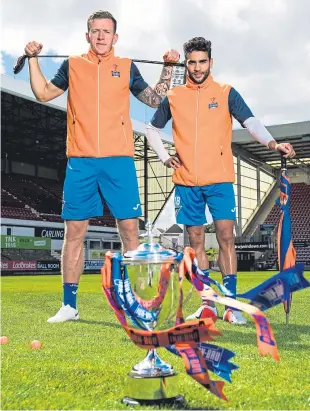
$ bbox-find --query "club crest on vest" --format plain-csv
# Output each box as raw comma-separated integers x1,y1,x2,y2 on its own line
209,97,218,109
111,64,120,77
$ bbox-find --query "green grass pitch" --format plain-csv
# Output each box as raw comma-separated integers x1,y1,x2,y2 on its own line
1,271,310,410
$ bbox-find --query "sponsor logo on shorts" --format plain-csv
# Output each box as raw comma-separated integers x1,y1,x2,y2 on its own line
133,203,141,210
231,207,236,213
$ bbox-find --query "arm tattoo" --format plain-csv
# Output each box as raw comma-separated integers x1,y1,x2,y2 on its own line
136,65,174,108
136,86,162,108
154,65,173,98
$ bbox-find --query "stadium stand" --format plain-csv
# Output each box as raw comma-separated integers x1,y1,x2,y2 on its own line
264,182,310,265
1,75,310,273
2,173,61,214
1,248,58,262
1,173,116,227
1,184,44,220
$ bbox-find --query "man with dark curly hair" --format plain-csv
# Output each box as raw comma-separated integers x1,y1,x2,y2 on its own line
146,37,295,325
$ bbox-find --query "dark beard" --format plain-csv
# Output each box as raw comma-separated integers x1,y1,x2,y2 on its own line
188,67,210,84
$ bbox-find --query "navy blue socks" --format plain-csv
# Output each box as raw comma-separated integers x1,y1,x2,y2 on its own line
63,283,79,309
223,274,237,310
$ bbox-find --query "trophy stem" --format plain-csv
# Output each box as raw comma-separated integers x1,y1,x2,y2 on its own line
131,348,175,377
123,348,184,406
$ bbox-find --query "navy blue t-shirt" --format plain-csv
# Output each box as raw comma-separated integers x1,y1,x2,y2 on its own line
151,88,253,128
50,59,148,97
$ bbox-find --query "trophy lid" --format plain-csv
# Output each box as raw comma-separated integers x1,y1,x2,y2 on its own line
121,220,179,265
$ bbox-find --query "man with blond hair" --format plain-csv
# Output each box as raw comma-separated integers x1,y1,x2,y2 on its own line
24,10,179,323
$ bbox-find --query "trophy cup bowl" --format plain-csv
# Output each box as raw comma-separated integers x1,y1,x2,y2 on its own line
120,224,186,405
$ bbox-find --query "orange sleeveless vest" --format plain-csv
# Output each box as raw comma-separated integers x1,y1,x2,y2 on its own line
67,48,134,158
168,75,234,186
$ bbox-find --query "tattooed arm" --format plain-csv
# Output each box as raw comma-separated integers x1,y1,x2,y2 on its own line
135,85,161,108
131,50,180,108
154,64,174,98
135,65,173,108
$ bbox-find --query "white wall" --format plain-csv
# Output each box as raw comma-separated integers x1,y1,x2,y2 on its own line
1,219,119,252
1,218,118,232
1,220,120,252
205,233,219,249
85,231,119,240
1,226,34,236
160,232,219,250
288,170,310,184
51,239,63,250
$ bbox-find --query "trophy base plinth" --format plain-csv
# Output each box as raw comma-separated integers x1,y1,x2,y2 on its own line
122,394,185,406
123,373,184,405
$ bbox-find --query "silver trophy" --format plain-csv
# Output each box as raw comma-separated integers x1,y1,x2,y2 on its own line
121,220,185,406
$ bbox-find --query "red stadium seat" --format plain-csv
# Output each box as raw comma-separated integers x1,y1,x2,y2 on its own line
1,173,116,228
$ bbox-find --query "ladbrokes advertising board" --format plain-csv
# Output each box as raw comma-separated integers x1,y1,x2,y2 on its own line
1,260,37,271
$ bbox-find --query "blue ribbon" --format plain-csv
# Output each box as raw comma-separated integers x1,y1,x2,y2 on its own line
191,263,233,296
111,253,153,329
166,343,239,383
237,263,309,311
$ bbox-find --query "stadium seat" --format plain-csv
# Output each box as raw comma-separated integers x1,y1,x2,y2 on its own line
1,173,116,228
263,182,310,265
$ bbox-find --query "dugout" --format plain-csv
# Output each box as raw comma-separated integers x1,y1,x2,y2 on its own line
237,252,255,271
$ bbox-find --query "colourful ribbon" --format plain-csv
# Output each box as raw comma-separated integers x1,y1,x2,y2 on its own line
102,247,285,401
237,263,309,311
181,248,280,361
102,251,228,401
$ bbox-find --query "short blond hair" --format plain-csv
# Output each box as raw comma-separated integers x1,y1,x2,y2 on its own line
87,10,117,33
